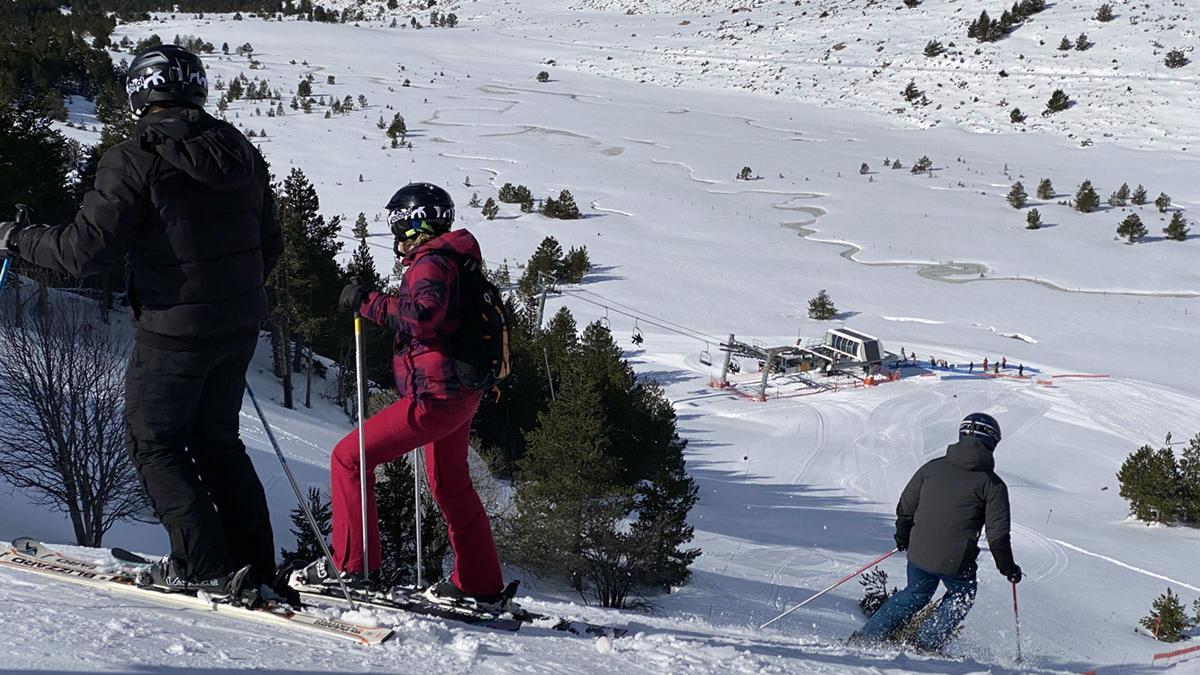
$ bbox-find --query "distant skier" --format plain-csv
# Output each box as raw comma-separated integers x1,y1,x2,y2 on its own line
982,358,988,372
294,183,509,608
1001,357,1007,370
0,46,280,597
968,362,974,373
1018,363,1024,377
850,413,1021,653
994,362,1000,375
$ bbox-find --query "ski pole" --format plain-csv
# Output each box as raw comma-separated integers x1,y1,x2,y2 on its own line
1012,582,1023,664
414,447,424,589
354,314,370,585
0,205,30,296
760,548,899,629
246,384,357,610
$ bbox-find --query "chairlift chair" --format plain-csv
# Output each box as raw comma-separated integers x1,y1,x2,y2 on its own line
699,343,713,367
631,320,644,346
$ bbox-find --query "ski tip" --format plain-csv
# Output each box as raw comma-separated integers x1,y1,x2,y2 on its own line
10,537,43,556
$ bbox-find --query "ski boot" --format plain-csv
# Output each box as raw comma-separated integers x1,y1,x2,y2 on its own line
424,578,519,613
135,555,246,601
291,557,382,593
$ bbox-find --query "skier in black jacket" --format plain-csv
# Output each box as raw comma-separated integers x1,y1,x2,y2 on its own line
0,46,281,597
852,413,1021,652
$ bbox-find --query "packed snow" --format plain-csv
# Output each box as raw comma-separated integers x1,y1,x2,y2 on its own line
2,1,1199,673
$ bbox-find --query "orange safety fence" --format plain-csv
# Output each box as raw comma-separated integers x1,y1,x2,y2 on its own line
1152,642,1200,664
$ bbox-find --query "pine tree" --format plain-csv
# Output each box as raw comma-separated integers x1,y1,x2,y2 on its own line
1131,184,1148,205
1117,439,1181,523
268,168,345,408
1007,181,1028,208
1178,434,1200,524
859,162,870,175
1140,588,1191,642
1074,180,1101,213
1010,107,1026,123
482,197,499,220
1026,208,1042,230
1165,50,1189,69
1058,36,1072,51
345,212,382,289
1095,2,1114,22
510,371,626,584
808,290,837,320
902,80,922,102
1117,213,1148,243
923,40,944,57
1109,182,1130,207
1155,192,1171,213
859,567,894,617
737,166,754,180
1075,33,1091,51
468,191,481,208
911,155,933,174
1163,212,1190,241
536,71,550,83
376,455,449,585
559,245,592,283
628,416,700,591
517,236,565,300
1045,89,1071,114
1036,178,1054,200
386,113,407,143
278,487,332,566
297,79,312,97
545,190,580,219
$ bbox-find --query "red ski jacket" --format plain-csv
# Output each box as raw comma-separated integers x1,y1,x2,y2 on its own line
358,229,481,400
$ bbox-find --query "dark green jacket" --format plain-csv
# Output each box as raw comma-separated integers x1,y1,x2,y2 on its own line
896,437,1017,578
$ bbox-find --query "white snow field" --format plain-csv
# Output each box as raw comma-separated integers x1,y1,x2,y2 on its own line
3,1,1200,672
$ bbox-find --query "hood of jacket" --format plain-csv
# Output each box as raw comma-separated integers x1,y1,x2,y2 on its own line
404,228,482,266
137,107,257,190
944,436,996,472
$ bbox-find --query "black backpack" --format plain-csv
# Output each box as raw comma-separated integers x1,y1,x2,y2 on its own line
447,255,511,392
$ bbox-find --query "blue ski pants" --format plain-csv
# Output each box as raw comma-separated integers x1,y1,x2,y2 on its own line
858,560,977,651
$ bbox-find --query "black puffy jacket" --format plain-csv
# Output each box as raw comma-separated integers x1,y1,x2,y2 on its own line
895,436,1017,578
17,107,281,349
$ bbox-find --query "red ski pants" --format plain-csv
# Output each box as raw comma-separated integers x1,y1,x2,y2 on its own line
330,391,502,594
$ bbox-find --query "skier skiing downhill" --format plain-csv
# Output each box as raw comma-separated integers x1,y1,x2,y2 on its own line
294,183,510,609
0,46,281,598
850,413,1021,653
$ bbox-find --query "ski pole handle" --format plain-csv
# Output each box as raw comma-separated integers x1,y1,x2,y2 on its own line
760,548,899,629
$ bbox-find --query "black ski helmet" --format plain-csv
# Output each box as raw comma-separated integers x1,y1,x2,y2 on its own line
386,183,455,241
126,44,208,117
959,412,1002,450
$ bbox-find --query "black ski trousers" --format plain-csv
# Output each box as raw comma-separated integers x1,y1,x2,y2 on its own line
124,335,275,585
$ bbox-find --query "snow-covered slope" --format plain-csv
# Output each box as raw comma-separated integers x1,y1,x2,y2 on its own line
508,0,1200,151
2,3,1198,673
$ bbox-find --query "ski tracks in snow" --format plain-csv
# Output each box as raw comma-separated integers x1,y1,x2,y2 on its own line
1047,539,1200,593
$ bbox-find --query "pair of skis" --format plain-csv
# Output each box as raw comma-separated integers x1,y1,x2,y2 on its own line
0,538,394,645
108,546,626,638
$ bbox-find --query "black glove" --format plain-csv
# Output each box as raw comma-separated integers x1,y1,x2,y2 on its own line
0,221,25,258
894,532,909,552
338,283,371,312
1003,565,1023,584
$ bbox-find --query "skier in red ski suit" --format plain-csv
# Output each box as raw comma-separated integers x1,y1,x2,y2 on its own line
297,183,504,605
